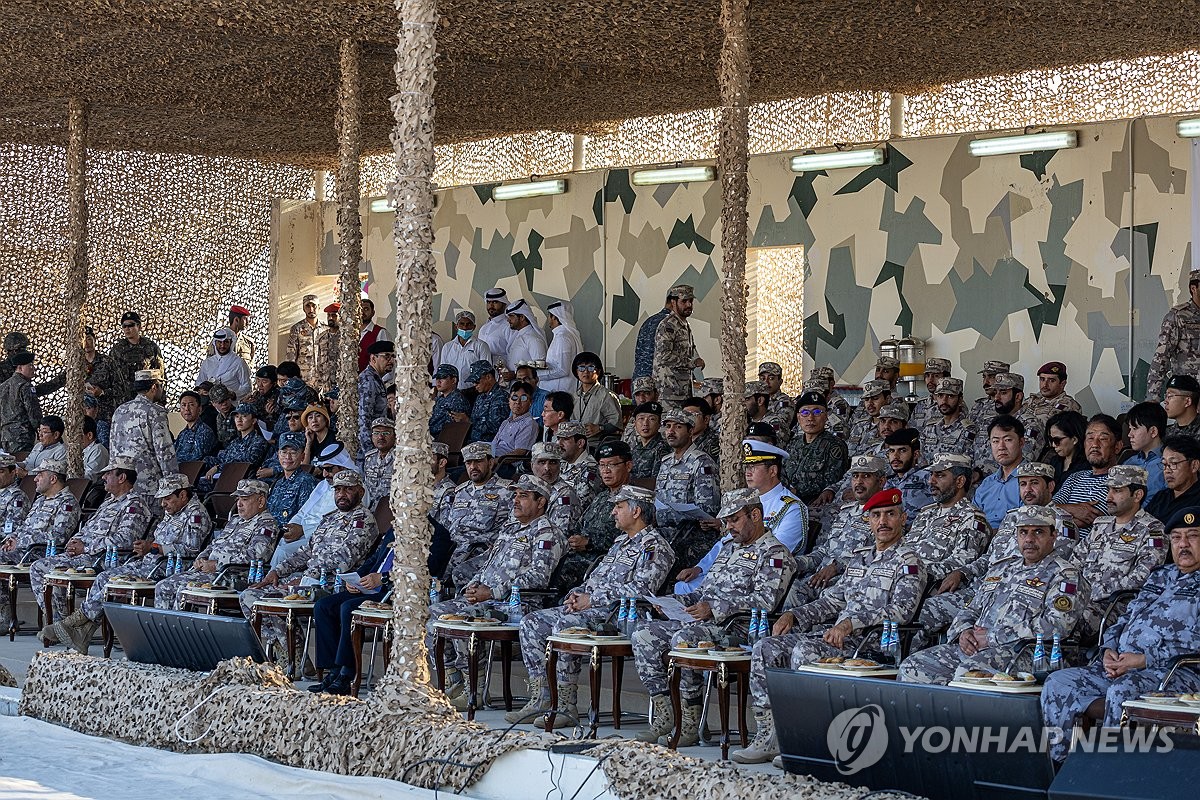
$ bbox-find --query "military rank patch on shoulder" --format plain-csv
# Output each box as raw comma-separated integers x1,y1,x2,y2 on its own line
701,467,713,475
65,504,74,512
1053,596,1073,611
261,528,272,536
559,497,571,505
127,504,139,514
15,499,22,507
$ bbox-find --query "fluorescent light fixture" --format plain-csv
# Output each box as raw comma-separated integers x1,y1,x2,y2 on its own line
492,179,567,201
789,148,885,172
368,197,393,213
1178,118,1200,138
631,165,716,186
968,130,1077,157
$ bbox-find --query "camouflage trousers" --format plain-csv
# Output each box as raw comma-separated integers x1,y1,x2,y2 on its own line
630,619,724,700
154,567,218,609
748,629,866,707
898,640,1029,684
240,578,308,648
29,553,98,614
518,607,609,682
914,588,974,648
423,598,533,673
79,555,164,621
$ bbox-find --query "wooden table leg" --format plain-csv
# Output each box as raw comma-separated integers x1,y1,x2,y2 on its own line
382,625,391,671
544,642,559,732
42,582,54,626
7,575,17,640
434,630,447,692
588,645,602,738
737,668,749,748
717,661,731,760
611,655,625,730
286,610,297,679
66,583,76,614
668,658,682,749
466,631,479,720
350,620,365,697
500,640,514,711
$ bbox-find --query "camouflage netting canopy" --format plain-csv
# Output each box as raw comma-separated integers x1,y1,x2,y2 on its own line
2,0,1200,167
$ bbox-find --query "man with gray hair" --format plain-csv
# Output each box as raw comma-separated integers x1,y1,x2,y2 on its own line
110,369,178,509
529,442,581,533
652,284,703,407
511,484,675,727
633,487,795,747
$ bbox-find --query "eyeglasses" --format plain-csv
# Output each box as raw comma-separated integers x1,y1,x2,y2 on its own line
1161,458,1194,471
1165,392,1192,402
798,408,825,417
576,365,598,373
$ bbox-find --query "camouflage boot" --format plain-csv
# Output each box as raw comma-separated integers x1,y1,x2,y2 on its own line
731,707,779,764
49,610,95,655
538,683,579,730
668,702,703,747
636,694,675,743
503,677,545,724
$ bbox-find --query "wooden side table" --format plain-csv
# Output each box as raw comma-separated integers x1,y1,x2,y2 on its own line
42,572,96,625
432,621,520,720
667,649,752,759
544,634,634,737
1121,700,1200,734
179,587,243,616
100,580,156,657
251,598,317,680
350,608,393,697
0,565,39,640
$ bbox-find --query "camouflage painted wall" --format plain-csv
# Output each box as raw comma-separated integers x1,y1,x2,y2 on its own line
274,114,1196,413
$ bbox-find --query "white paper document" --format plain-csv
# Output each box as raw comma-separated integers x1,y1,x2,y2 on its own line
336,571,382,594
642,595,695,623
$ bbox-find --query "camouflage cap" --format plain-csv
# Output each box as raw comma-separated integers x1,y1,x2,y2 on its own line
302,293,318,304
698,377,724,396
330,470,364,488
1013,504,1056,527
878,402,910,422
662,408,697,427
1108,464,1148,488
467,360,495,384
233,402,257,416
612,484,656,505
460,441,493,461
716,487,763,519
595,440,632,460
431,442,450,457
1014,461,1055,480
433,363,459,380
154,473,192,498
209,383,234,403
849,454,888,474
991,372,1025,392
863,488,903,511
928,452,972,472
1166,506,1200,531
0,453,15,469
555,420,587,439
514,473,552,498
933,377,964,396
860,380,890,399
278,431,305,451
631,376,657,394
802,378,832,393
531,442,564,461
978,360,1011,375
924,357,952,374
875,355,900,370
102,455,138,473
667,284,695,301
133,369,164,383
758,361,783,377
743,380,770,398
233,478,270,497
370,417,393,430
36,458,67,475
812,365,836,382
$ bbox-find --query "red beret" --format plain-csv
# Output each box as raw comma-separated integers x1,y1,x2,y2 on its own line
863,488,903,511
1038,361,1067,378
324,303,341,314
229,305,251,317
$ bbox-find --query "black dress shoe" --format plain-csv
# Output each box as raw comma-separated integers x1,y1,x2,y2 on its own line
308,670,340,693
326,675,353,696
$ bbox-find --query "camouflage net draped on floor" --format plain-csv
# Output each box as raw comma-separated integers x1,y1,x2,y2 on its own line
18,652,905,800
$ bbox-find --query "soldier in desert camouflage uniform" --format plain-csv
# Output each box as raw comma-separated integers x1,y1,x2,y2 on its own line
557,421,602,507
968,360,1008,434
905,452,991,586
0,454,29,531
733,487,925,764
1072,465,1168,638
110,369,178,510
1041,506,1200,762
443,442,513,583
361,417,395,510
1147,269,1200,401
919,377,976,464
552,440,631,595
511,485,675,727
154,479,278,610
313,302,341,393
54,473,213,652
758,362,795,431
652,284,702,407
973,372,1044,474
528,442,582,536
908,358,952,432
632,488,795,747
1024,361,1083,422
899,505,1084,684
242,471,377,649
655,408,721,573
847,380,893,456
285,295,324,386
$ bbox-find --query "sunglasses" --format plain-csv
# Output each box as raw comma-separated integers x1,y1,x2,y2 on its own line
287,414,301,420
510,394,530,402
121,322,138,329
576,365,599,373
1049,436,1067,445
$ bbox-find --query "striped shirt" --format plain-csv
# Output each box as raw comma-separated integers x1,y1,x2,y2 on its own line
1052,469,1110,531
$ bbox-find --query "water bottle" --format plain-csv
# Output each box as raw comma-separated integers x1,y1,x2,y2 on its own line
1032,633,1046,674
756,608,769,641
334,575,344,593
3,518,12,537
1049,633,1063,672
508,586,523,625
47,539,56,558
617,598,629,635
105,547,115,569
880,620,893,654
251,560,261,582
429,577,441,605
748,609,760,644
888,622,901,663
